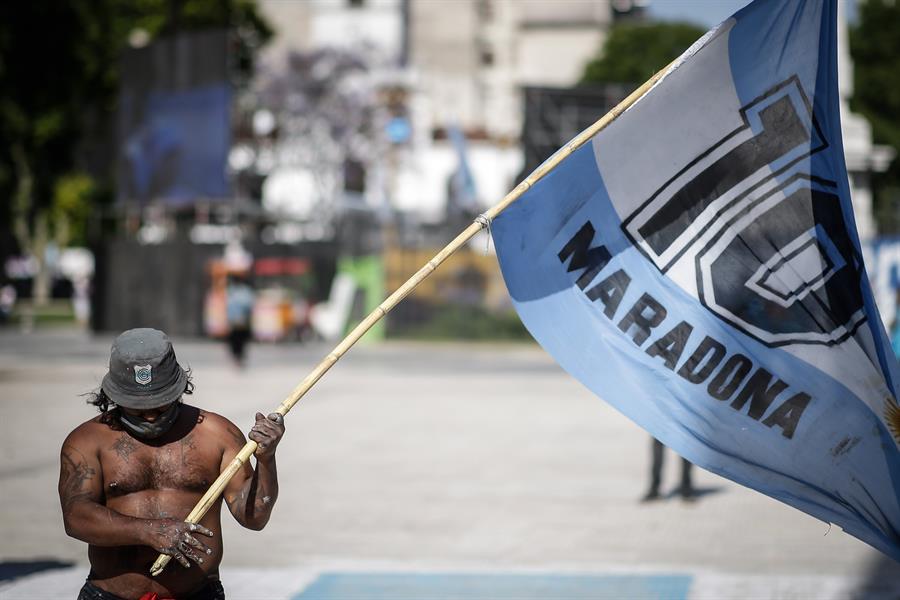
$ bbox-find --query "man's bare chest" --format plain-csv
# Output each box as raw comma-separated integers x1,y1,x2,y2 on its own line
100,431,220,497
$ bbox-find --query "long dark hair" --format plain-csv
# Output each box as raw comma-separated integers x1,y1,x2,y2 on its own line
85,370,194,424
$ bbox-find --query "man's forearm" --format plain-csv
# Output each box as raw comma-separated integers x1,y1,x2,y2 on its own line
63,501,157,547
239,456,279,530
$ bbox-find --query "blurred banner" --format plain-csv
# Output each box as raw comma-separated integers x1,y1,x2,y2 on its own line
117,30,230,205
494,0,900,560
518,84,631,181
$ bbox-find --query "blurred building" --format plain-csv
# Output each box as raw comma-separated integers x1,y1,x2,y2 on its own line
259,0,403,68
254,0,617,228
258,0,615,138
408,0,613,140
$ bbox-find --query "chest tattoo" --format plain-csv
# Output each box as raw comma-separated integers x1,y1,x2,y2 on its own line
180,433,197,466
111,434,138,461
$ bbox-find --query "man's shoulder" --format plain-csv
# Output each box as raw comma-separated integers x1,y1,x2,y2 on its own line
197,408,236,429
62,415,115,450
196,408,245,444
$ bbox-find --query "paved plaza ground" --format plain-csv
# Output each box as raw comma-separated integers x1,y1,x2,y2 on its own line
0,328,898,598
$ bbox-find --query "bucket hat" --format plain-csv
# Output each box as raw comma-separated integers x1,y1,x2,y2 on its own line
101,328,188,410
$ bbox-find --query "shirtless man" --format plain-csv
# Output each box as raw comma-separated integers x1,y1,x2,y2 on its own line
59,328,285,599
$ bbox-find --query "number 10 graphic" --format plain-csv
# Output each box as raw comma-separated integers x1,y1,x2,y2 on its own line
622,77,866,347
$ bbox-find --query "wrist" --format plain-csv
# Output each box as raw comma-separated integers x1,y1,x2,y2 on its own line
136,517,160,547
255,454,277,468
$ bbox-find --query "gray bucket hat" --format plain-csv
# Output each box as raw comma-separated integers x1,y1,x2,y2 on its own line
101,328,188,410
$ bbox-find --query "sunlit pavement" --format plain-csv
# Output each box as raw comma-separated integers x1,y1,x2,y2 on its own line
1,328,898,598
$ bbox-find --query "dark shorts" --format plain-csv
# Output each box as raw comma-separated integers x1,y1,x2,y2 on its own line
77,578,225,600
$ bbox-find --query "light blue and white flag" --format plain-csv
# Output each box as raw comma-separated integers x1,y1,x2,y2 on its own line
493,0,900,561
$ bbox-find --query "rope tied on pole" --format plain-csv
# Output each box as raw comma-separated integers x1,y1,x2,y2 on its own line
475,213,493,252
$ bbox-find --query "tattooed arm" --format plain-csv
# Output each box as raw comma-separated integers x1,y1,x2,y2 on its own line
58,425,212,568
219,414,283,530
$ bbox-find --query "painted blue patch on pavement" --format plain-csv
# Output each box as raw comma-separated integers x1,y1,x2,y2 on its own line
292,572,693,599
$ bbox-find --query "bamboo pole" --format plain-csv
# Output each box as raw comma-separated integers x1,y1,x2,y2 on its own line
150,60,675,577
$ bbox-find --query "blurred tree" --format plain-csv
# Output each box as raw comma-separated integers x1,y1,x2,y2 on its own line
580,21,706,87
53,174,97,249
850,0,900,233
118,0,273,83
0,0,271,304
0,1,119,304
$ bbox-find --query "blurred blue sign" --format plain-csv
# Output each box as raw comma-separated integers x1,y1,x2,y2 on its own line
386,117,411,144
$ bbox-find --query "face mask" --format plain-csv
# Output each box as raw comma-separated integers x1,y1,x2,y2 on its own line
119,402,181,440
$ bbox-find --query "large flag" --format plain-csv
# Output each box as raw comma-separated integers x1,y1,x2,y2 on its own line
493,0,900,561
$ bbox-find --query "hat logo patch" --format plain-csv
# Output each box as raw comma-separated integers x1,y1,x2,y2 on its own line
134,365,152,385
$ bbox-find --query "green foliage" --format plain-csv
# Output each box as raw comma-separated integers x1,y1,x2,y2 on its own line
851,0,900,152
118,0,272,37
850,0,900,161
9,300,77,327
581,22,706,87
117,0,273,77
0,1,117,238
392,305,534,342
53,173,97,247
850,0,900,233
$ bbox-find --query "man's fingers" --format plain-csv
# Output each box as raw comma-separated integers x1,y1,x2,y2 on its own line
252,419,282,435
187,523,214,537
183,533,210,554
248,430,270,450
178,542,205,566
249,414,284,456
171,548,190,568
185,549,204,564
250,419,284,446
250,426,279,440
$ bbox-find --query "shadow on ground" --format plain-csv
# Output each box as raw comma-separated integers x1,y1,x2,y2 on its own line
0,559,74,583
663,485,724,501
639,485,726,504
855,553,900,598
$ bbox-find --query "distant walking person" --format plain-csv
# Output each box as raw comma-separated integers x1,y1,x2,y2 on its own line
642,437,695,502
225,273,255,368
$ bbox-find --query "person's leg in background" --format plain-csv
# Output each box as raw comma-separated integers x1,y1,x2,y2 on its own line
678,456,696,501
642,437,665,502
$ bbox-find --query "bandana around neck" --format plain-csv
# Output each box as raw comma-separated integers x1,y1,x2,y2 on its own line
118,402,181,440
